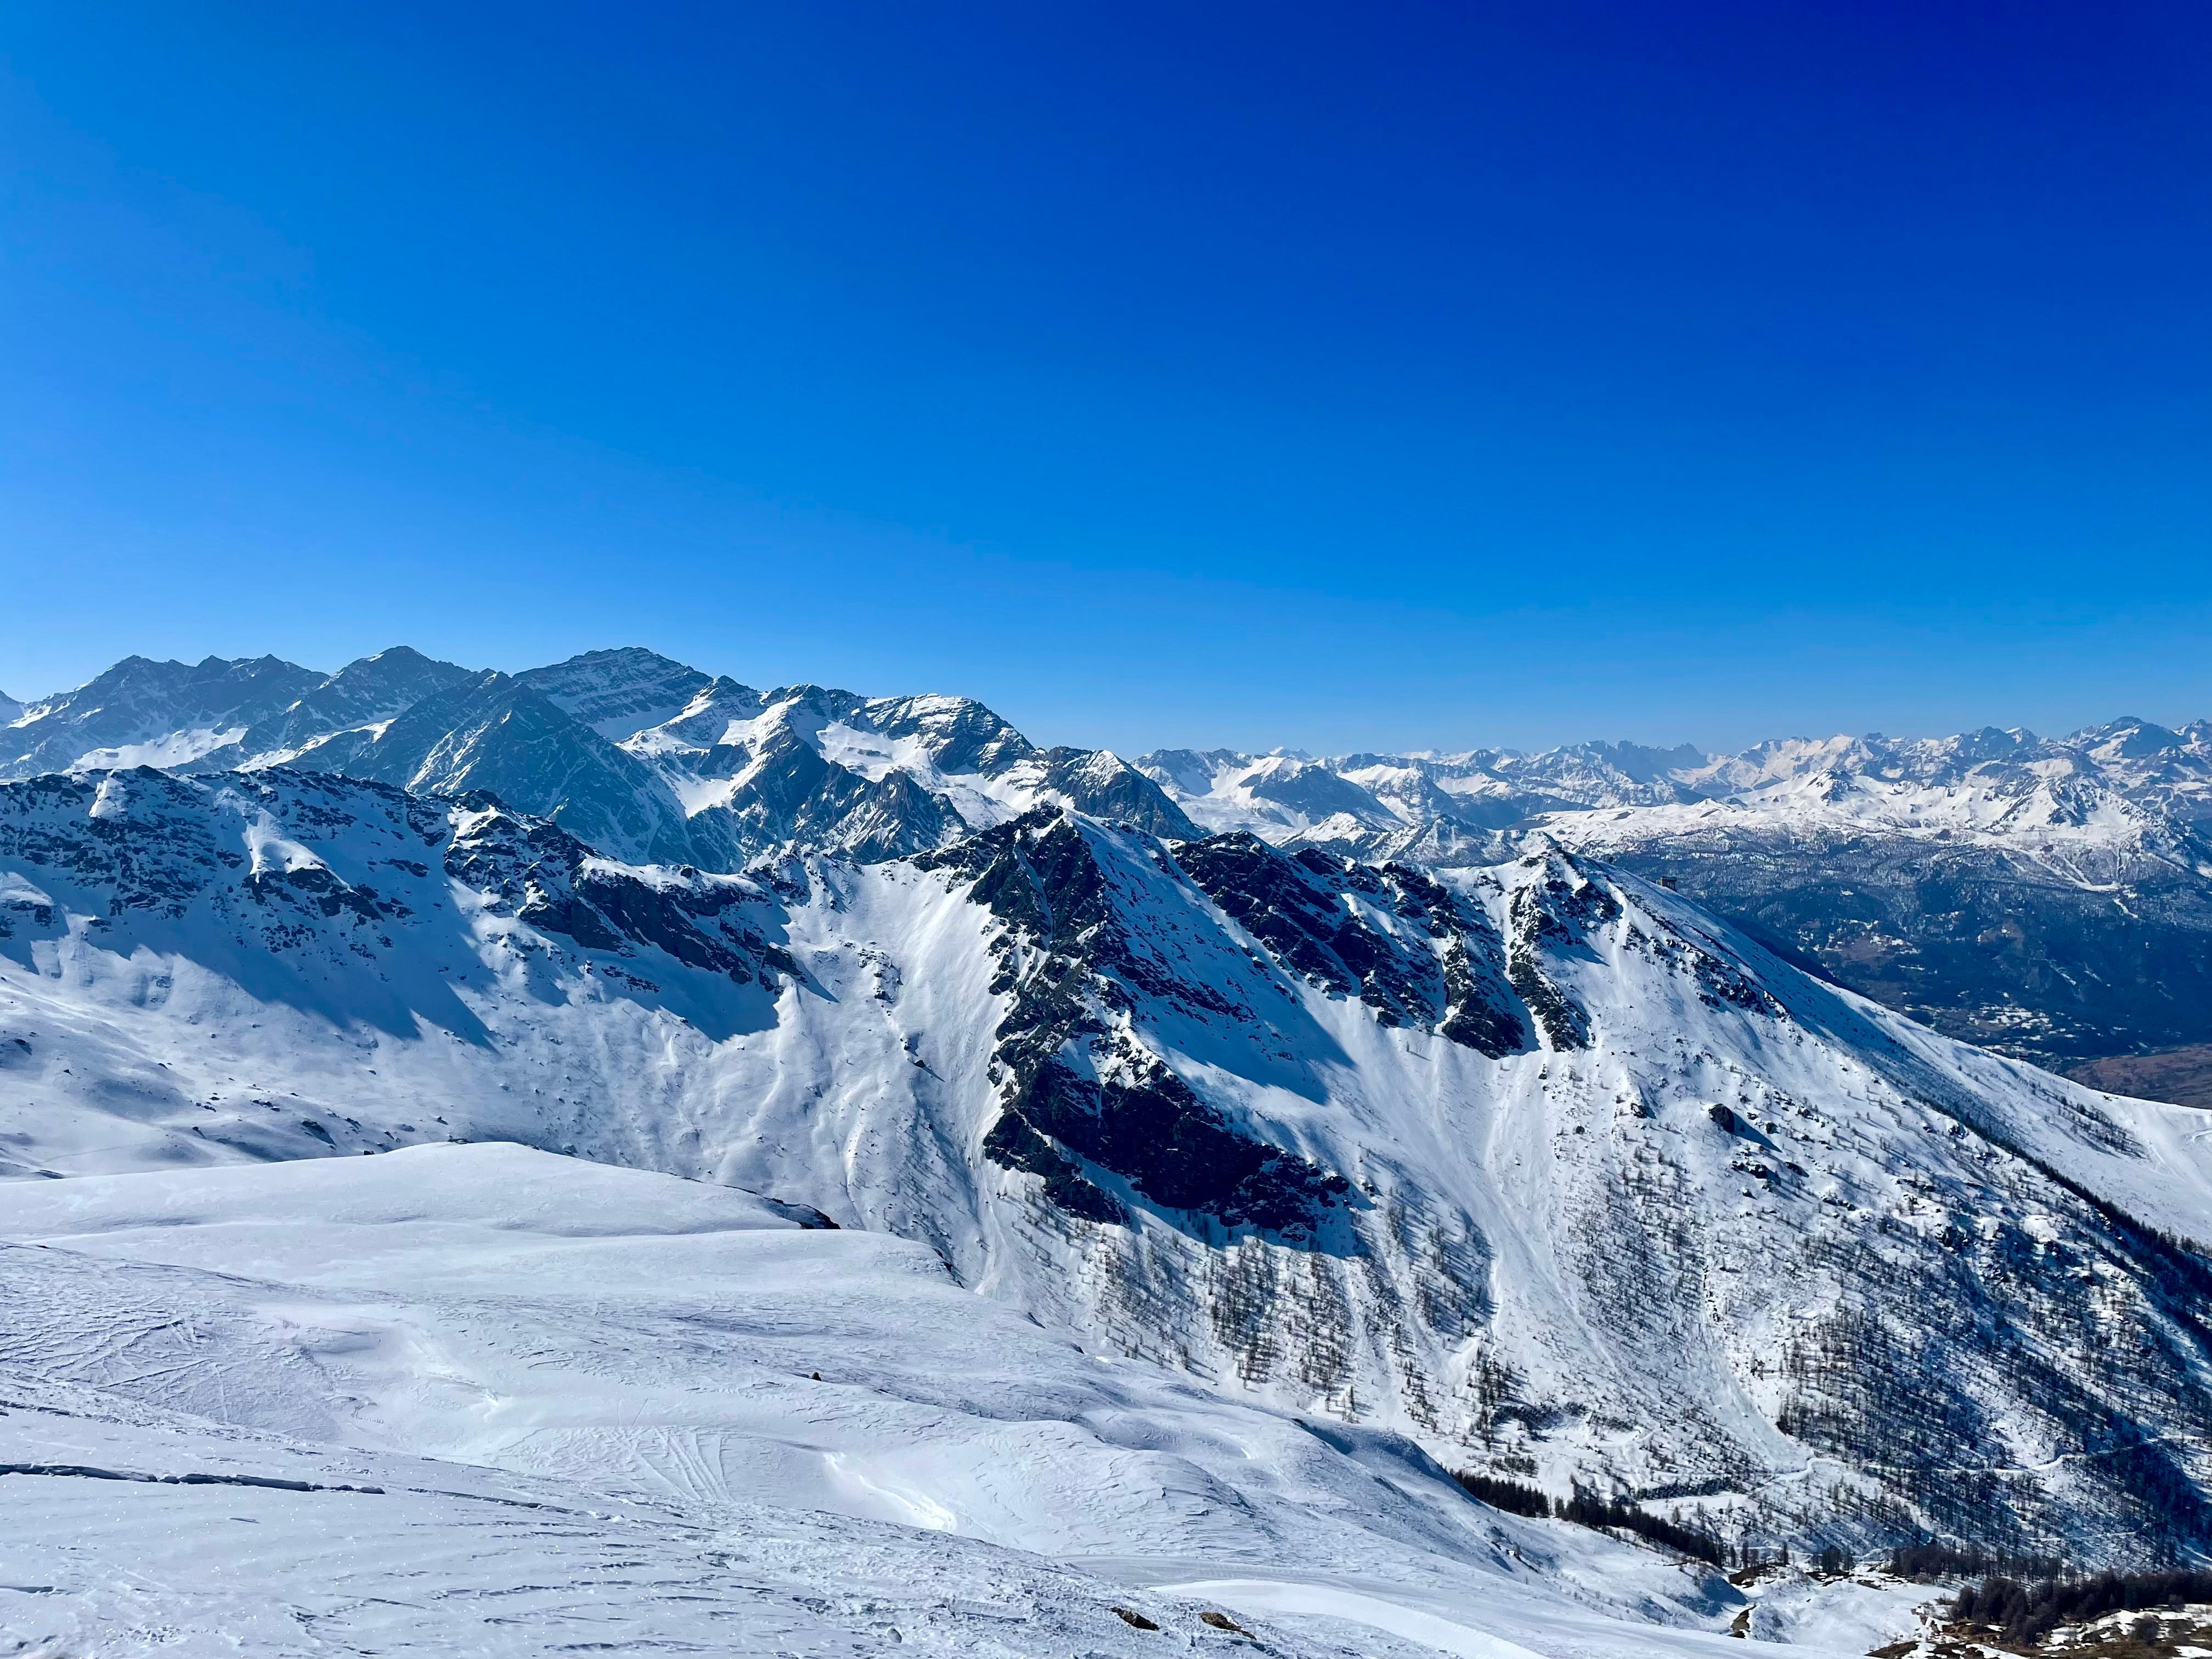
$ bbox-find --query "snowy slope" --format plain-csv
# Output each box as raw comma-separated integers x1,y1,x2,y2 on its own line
0,1142,1818,1658
0,1398,1238,1659
6,768,2212,1569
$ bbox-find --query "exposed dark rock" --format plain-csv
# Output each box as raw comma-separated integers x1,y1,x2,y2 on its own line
981,1107,1126,1225
923,809,1350,1239
444,798,789,984
1171,833,1528,1057
1011,1049,1348,1238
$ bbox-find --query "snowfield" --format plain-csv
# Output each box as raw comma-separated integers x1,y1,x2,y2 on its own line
0,1143,1880,1658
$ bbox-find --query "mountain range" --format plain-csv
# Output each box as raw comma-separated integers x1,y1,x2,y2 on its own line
7,646,2207,1093
1,646,1197,868
13,646,2212,1601
1136,726,2212,1092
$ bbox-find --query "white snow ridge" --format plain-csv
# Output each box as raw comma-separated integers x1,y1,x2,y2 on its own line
3,673,2210,1655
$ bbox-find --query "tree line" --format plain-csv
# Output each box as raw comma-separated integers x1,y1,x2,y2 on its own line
1953,1568,2212,1647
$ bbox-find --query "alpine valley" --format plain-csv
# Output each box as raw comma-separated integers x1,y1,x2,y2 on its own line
5,645,2212,1658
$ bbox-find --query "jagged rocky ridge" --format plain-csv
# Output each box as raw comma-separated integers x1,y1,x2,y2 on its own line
8,767,2212,1565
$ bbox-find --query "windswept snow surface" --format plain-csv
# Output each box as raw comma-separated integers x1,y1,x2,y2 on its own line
0,1144,1788,1658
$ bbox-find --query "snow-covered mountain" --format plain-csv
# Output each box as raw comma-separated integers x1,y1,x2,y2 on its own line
617,666,1197,861
12,645,2210,1073
278,666,707,866
1140,723,2212,859
204,643,482,765
8,765,2212,1573
1139,721,2212,1074
3,646,1194,870
1,652,327,776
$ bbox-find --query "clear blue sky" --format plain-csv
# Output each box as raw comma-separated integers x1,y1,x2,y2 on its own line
4,2,2208,754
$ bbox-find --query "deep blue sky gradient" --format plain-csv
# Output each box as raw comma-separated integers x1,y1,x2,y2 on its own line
4,2,2208,752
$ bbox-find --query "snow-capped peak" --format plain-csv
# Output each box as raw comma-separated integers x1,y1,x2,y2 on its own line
512,646,717,741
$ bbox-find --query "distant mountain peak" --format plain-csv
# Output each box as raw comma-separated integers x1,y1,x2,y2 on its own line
1,653,326,779
514,647,716,742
